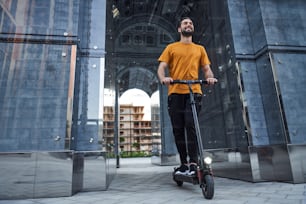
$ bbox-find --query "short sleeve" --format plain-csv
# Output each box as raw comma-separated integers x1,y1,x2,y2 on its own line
158,45,171,64
200,46,211,66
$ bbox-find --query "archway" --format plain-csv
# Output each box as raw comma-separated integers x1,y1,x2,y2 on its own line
105,3,178,166
114,66,159,164
105,0,215,166
117,66,159,97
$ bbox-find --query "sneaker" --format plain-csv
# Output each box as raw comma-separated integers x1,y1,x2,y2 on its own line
188,163,197,175
174,164,189,175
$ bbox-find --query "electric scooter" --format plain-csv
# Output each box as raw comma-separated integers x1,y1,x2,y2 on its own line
171,79,214,200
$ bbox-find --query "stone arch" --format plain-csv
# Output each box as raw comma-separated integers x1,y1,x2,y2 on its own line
116,66,159,97
112,14,176,97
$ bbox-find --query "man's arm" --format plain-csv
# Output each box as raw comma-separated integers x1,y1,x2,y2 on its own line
157,61,173,85
201,64,218,84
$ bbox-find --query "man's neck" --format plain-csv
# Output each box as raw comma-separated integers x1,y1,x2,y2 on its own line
180,36,192,44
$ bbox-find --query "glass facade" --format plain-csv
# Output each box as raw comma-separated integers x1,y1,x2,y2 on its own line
0,0,113,199
0,1,79,152
0,43,75,151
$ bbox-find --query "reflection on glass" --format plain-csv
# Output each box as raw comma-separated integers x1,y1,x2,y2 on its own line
0,42,73,151
0,0,79,153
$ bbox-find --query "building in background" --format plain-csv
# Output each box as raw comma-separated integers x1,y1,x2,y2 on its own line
119,104,153,156
151,103,161,156
104,104,159,157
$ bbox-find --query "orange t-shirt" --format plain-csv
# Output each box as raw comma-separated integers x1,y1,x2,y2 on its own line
158,42,211,95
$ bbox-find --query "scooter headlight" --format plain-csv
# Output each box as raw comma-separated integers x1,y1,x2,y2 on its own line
204,156,212,165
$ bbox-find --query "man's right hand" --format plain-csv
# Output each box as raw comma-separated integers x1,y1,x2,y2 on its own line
161,77,173,85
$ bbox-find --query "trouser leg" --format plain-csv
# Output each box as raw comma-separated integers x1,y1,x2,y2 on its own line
168,93,202,165
184,94,202,164
168,94,187,164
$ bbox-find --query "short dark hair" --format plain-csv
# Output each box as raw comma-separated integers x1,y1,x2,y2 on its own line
177,17,193,28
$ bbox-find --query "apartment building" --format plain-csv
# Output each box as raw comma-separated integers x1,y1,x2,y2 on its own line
103,104,160,156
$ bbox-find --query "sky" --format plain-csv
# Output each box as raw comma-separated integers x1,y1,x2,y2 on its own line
120,88,159,120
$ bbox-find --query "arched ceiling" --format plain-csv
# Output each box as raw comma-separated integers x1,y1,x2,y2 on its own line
117,67,159,96
105,0,209,97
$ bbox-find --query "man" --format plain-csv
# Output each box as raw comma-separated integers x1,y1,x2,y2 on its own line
157,17,217,175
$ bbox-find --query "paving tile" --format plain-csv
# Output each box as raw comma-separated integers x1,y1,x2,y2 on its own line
0,157,305,204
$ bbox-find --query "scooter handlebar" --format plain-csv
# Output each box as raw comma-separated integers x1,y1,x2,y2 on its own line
170,79,208,85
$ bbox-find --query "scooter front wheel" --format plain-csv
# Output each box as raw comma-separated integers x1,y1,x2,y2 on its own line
175,180,183,186
201,174,214,199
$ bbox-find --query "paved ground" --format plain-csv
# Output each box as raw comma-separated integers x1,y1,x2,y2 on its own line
1,157,305,204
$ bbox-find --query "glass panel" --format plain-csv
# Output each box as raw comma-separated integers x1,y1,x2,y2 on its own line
70,0,108,152
201,1,247,149
0,0,79,36
0,0,80,152
256,54,287,145
271,53,306,144
72,57,105,151
0,42,74,151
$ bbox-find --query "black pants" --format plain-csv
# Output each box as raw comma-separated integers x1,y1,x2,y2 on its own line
168,93,202,165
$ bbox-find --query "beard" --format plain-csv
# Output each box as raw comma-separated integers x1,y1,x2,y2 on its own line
181,29,194,37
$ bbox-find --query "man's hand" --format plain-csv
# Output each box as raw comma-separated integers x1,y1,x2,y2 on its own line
206,77,218,85
161,77,173,85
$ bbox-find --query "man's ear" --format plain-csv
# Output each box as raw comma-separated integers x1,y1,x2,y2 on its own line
178,27,181,33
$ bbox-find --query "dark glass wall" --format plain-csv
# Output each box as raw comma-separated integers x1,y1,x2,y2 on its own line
0,1,115,199
230,0,306,146
254,0,306,145
226,0,306,183
0,43,75,151
271,53,306,144
0,0,111,153
0,0,79,152
198,0,247,150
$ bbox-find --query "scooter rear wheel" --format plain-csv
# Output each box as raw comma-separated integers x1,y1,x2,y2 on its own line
201,175,214,199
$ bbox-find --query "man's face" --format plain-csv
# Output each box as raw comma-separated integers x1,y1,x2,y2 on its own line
178,18,194,37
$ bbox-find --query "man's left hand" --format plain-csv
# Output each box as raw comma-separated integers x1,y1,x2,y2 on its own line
206,77,218,85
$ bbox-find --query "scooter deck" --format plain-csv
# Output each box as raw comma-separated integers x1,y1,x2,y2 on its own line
173,173,199,185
